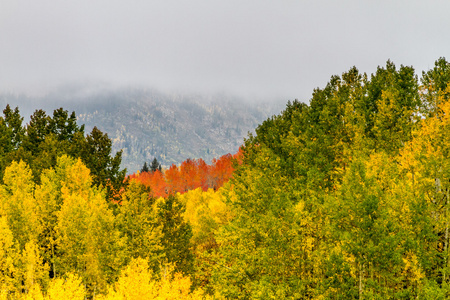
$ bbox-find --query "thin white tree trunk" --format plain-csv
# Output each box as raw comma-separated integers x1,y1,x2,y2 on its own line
359,263,364,299
444,188,449,282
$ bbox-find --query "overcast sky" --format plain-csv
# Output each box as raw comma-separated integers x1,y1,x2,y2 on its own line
1,1,449,101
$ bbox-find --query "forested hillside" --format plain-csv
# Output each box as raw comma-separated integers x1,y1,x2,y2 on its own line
209,58,450,298
0,89,284,172
1,57,450,299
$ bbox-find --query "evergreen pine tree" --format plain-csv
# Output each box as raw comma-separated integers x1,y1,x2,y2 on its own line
150,158,160,173
141,162,149,173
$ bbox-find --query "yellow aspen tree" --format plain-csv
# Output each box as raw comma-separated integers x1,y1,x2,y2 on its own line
0,216,19,293
99,258,210,300
178,187,233,292
21,241,49,295
20,284,44,300
180,187,230,248
99,257,156,300
46,273,85,300
0,160,41,250
55,156,124,295
0,160,46,294
156,264,206,300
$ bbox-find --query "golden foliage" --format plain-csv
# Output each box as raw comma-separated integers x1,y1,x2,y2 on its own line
46,273,85,300
99,258,210,300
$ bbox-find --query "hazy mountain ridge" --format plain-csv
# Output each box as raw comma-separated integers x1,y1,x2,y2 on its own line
0,88,286,172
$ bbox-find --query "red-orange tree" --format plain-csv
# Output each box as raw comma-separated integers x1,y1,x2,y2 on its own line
128,151,242,197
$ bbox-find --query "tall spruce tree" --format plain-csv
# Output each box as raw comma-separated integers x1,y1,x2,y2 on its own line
141,162,149,173
150,158,161,173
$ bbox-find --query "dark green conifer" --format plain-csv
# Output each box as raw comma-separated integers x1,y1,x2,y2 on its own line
141,162,149,173
150,157,160,172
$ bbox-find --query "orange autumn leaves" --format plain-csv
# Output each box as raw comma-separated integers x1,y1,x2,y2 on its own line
128,150,242,198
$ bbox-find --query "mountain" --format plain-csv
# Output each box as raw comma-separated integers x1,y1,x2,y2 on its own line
0,87,286,172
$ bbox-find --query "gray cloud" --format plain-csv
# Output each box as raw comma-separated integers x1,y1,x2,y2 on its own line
1,0,449,101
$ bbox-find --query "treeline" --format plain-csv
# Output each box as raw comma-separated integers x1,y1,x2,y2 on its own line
0,106,126,201
128,151,241,198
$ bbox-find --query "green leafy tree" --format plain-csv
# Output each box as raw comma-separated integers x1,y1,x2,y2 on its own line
327,156,416,298
34,166,62,279
212,145,322,299
116,180,163,271
365,61,420,153
421,57,450,115
156,194,194,275
398,94,450,291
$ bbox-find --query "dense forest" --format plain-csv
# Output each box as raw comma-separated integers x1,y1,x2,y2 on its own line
1,57,450,299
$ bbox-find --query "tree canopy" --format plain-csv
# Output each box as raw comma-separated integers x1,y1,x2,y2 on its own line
1,58,450,298
0,106,126,200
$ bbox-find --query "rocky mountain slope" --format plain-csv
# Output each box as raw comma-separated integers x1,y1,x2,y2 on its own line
1,88,286,172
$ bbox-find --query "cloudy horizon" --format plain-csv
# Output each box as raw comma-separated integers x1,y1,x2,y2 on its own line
1,1,450,102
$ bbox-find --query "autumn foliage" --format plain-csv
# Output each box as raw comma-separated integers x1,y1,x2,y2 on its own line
3,58,450,299
128,150,242,198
